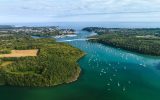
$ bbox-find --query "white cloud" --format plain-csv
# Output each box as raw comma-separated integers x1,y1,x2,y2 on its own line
0,0,160,22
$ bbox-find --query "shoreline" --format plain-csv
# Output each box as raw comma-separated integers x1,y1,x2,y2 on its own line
66,53,86,84
98,42,160,57
90,39,160,57
0,50,86,88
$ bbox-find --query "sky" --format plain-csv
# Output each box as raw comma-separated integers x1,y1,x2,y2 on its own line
0,0,160,23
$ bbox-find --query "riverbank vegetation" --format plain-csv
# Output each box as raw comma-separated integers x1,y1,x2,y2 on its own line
83,27,160,56
0,29,84,87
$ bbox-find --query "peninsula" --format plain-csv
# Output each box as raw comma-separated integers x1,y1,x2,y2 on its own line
0,26,84,87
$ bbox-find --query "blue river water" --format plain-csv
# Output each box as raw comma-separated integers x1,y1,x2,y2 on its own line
0,25,160,100
56,31,160,100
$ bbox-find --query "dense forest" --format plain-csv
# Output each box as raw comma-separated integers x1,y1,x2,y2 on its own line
83,27,160,56
0,30,84,87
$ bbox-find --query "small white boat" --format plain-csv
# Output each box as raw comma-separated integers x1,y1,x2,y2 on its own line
118,82,120,87
123,87,126,91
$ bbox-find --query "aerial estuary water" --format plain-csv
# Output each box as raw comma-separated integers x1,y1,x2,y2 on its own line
1,30,160,100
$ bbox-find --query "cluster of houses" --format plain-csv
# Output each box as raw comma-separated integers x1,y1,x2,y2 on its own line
0,26,75,35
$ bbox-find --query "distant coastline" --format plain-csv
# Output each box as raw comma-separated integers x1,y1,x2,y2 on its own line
2,22,160,30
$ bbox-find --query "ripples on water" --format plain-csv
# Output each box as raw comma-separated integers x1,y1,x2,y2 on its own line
1,30,160,100
57,31,160,99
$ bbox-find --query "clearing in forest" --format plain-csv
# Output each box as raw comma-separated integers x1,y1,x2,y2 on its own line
0,49,38,58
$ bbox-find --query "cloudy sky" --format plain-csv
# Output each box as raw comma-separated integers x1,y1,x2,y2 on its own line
0,0,160,23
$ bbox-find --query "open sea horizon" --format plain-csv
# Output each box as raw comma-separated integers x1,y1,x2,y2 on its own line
1,22,160,30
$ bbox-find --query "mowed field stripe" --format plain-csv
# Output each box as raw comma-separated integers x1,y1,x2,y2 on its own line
0,49,39,58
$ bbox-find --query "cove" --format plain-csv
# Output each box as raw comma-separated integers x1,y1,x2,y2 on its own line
0,31,160,100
